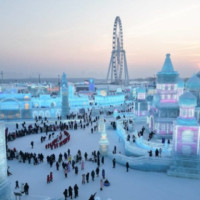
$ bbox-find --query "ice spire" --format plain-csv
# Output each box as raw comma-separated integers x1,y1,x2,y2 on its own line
160,54,176,74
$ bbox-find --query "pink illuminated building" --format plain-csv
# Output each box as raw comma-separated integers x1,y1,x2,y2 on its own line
173,91,200,155
134,87,148,117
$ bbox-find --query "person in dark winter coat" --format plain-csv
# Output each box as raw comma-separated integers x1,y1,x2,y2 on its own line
75,166,78,175
68,186,73,199
89,192,96,200
24,183,29,195
114,146,117,154
112,158,116,168
15,180,19,189
72,160,75,169
148,150,152,157
102,169,105,179
126,162,129,172
84,152,88,161
86,172,89,183
56,162,59,170
30,141,34,149
96,167,99,177
97,158,100,167
91,170,95,181
101,156,104,164
63,189,68,200
155,149,159,157
74,184,79,198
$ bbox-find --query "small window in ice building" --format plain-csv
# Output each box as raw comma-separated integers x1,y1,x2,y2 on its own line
183,109,186,117
189,109,193,117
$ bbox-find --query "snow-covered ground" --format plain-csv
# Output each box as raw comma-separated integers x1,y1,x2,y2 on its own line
7,121,200,200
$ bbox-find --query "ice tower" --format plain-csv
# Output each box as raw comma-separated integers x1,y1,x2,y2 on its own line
99,117,109,155
61,73,70,118
150,54,179,137
0,122,11,200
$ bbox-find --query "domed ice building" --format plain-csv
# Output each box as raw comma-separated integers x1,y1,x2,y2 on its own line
185,73,200,121
148,53,200,139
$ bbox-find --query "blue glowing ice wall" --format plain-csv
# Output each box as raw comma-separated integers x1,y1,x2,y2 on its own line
0,122,11,200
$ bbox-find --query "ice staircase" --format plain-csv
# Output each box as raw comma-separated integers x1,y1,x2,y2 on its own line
167,155,200,179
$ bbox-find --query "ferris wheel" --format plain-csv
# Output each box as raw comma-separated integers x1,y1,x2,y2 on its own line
107,16,129,85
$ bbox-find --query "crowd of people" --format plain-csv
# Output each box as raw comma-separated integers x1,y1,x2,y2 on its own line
8,104,140,199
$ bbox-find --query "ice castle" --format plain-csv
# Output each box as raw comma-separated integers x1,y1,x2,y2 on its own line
0,73,126,120
148,54,184,137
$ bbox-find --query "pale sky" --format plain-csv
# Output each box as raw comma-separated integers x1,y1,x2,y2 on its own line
0,0,200,79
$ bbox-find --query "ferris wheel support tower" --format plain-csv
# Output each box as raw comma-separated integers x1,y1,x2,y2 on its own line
106,16,129,85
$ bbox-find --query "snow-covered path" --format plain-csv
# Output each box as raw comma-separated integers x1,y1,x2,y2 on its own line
7,122,200,200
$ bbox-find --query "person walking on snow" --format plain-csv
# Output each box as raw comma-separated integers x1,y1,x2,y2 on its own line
81,160,84,170
30,141,34,149
74,184,79,198
24,183,29,195
68,186,73,199
102,169,105,179
64,167,68,178
100,179,103,191
82,174,86,184
86,172,89,183
63,188,68,200
91,170,95,181
50,172,53,182
15,180,19,189
126,162,129,172
101,156,104,164
113,158,116,168
96,167,100,177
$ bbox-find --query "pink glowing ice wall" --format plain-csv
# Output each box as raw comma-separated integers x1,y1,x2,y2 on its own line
135,88,147,116
173,92,200,155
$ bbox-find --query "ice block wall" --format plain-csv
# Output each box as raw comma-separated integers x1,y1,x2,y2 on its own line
0,122,11,200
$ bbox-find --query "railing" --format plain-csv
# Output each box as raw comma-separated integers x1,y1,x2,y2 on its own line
116,120,172,156
107,151,172,172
